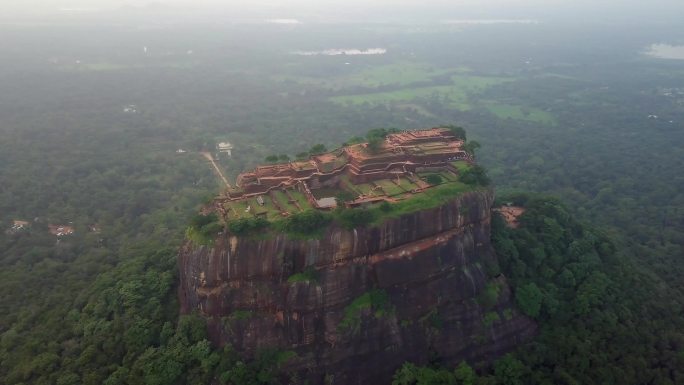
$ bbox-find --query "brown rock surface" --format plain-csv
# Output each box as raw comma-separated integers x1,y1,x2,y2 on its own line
178,190,536,384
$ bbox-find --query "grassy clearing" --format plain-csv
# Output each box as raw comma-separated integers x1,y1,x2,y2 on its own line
59,61,197,72
450,75,512,90
419,171,457,183
248,197,278,218
485,103,555,124
330,85,471,108
330,75,513,109
225,200,250,220
224,181,481,240
397,177,419,191
344,63,455,87
395,103,437,117
290,190,313,209
370,181,479,224
273,190,299,213
438,171,458,182
311,187,342,199
376,179,405,196
355,183,378,196
451,161,471,172
276,62,463,89
341,176,363,195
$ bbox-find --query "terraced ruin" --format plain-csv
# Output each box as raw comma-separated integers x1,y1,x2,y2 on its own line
217,127,473,221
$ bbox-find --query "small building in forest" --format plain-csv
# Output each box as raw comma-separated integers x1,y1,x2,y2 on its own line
217,142,233,157
7,220,30,234
49,224,75,237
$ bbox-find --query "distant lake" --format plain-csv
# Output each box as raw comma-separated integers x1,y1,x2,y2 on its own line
293,48,387,56
441,19,539,25
266,19,301,24
646,44,684,60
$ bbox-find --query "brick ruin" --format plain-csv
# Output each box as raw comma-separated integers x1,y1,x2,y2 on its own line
217,127,473,219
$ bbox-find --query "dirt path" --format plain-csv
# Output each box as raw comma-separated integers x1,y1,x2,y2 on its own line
200,151,232,189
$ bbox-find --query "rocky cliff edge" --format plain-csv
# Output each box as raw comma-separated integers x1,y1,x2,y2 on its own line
178,189,536,384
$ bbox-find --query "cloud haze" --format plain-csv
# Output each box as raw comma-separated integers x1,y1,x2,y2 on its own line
3,0,683,23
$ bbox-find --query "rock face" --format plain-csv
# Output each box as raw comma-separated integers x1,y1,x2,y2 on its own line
178,190,536,384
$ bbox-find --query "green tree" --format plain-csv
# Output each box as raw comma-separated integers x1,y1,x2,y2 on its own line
227,217,269,235
392,362,420,385
462,140,481,155
309,144,327,155
367,136,383,153
336,208,375,230
364,128,400,153
493,355,526,385
454,362,476,385
283,210,331,235
343,136,365,145
335,190,357,206
460,165,490,186
443,125,467,141
379,201,393,212
426,174,443,185
264,155,279,163
515,283,543,318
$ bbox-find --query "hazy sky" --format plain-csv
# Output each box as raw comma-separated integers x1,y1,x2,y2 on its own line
5,0,680,7
3,0,683,23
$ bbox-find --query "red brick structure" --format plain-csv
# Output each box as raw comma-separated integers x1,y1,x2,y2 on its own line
231,128,469,195
220,127,472,216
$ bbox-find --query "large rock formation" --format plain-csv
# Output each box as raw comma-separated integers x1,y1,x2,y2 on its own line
178,190,536,384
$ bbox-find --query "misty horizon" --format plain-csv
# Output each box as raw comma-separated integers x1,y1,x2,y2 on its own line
3,0,684,25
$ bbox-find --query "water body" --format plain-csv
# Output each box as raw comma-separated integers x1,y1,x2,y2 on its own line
645,44,684,60
293,48,387,56
265,19,301,24
59,8,101,13
441,19,539,25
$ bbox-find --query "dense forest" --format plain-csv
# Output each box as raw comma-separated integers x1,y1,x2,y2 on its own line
393,194,684,384
0,16,683,385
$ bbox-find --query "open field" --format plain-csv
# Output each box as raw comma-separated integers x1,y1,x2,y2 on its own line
224,200,250,220
330,75,513,109
281,61,556,125
396,177,420,191
272,190,300,213
370,182,479,224
451,161,471,172
485,103,556,124
289,190,312,208
358,183,380,196
438,171,459,182
375,179,406,196
58,60,198,72
276,62,466,89
247,197,280,218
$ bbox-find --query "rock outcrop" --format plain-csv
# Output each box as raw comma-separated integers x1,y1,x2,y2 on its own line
178,190,536,384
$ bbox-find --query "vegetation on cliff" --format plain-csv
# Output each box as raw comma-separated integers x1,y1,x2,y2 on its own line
227,179,484,239
338,289,394,334
392,194,684,384
186,213,223,246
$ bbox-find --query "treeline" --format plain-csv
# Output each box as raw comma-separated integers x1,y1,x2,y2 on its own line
0,246,295,385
